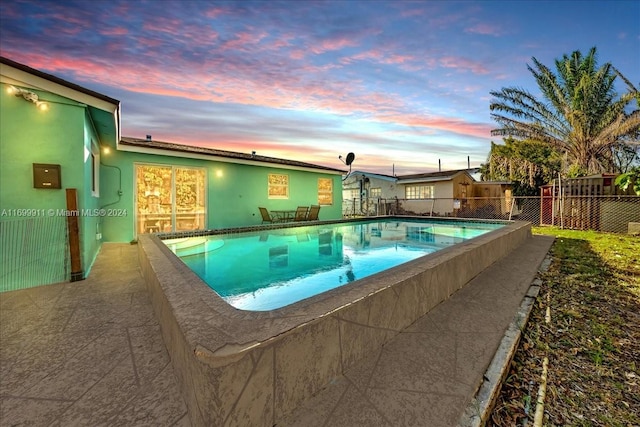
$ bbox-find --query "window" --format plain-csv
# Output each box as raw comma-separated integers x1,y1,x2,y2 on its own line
370,187,381,198
405,185,434,199
135,164,206,234
318,178,333,205
344,188,360,200
268,174,289,199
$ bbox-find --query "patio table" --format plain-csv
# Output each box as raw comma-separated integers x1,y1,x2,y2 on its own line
271,210,296,222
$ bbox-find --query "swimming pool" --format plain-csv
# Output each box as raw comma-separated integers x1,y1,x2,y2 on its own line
138,217,531,426
163,219,504,310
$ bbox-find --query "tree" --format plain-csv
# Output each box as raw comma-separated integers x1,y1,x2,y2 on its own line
490,47,640,175
479,137,561,196
615,166,640,195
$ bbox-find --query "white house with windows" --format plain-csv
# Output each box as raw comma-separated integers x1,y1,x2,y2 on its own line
343,169,512,217
342,171,397,216
396,169,477,215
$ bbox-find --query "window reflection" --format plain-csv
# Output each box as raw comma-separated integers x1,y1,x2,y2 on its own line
136,164,206,235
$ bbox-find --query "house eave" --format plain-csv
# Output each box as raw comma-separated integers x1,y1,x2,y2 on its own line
118,139,346,175
0,57,120,109
397,176,454,184
1,56,121,144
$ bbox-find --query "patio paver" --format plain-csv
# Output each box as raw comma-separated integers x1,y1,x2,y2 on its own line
1,235,554,426
0,243,190,426
278,234,554,427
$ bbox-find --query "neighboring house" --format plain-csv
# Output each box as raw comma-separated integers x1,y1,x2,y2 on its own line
395,169,478,216
342,171,397,216
343,169,513,217
0,56,345,291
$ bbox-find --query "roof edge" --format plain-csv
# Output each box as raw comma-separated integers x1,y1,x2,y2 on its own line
120,137,346,174
0,56,120,107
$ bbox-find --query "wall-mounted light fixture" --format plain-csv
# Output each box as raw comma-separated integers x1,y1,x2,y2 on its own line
6,85,49,111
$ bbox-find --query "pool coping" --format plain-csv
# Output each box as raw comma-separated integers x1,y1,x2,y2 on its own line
138,216,532,426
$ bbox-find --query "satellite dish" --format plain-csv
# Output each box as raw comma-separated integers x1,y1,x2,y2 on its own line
345,152,355,166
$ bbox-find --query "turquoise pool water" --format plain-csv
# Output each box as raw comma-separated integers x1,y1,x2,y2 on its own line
163,219,504,311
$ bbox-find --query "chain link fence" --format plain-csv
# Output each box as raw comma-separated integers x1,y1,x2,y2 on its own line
342,195,640,234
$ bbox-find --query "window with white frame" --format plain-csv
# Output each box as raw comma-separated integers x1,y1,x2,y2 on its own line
370,187,382,198
318,178,333,205
268,173,289,199
344,188,359,200
405,185,434,199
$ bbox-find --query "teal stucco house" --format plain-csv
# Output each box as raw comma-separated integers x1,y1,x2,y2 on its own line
0,56,345,292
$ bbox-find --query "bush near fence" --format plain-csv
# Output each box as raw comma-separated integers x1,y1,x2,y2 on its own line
342,195,640,234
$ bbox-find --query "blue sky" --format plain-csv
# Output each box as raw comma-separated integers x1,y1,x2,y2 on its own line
1,0,638,174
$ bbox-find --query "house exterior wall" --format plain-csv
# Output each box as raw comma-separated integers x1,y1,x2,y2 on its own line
472,183,511,215
81,110,103,271
342,174,397,200
1,85,85,213
342,173,398,216
398,180,463,215
451,173,474,198
1,83,98,289
100,147,343,243
472,183,505,198
1,75,342,291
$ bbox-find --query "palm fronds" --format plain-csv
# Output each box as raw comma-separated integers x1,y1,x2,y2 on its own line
490,47,640,175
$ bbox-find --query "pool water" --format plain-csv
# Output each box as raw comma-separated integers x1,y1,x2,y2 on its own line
163,219,504,311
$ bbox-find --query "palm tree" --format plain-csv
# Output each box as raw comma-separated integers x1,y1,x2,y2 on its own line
490,47,640,175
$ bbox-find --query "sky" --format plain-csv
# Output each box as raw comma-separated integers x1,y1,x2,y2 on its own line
1,0,638,175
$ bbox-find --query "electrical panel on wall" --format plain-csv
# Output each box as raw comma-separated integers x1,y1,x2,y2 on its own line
33,163,61,189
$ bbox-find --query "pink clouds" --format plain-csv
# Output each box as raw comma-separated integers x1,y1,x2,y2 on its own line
100,27,128,36
4,45,493,144
204,6,229,19
439,56,489,74
220,31,269,51
310,37,359,55
379,113,493,140
2,0,635,177
344,49,416,69
142,17,185,37
465,23,503,36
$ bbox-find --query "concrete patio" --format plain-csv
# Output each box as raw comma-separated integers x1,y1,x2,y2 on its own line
0,235,554,426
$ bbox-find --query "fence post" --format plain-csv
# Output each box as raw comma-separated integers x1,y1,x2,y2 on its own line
508,197,516,221
66,188,84,281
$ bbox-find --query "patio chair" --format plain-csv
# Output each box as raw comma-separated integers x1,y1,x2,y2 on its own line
259,207,279,224
294,206,309,221
307,205,320,221
144,219,161,233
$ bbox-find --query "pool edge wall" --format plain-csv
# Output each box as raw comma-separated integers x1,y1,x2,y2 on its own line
138,218,532,426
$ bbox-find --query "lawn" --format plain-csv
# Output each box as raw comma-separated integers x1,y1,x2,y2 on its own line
489,227,640,426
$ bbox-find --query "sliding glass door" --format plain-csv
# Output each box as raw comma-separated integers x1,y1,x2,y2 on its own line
135,164,206,235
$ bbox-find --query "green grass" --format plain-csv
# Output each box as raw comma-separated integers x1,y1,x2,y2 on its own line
489,227,640,427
